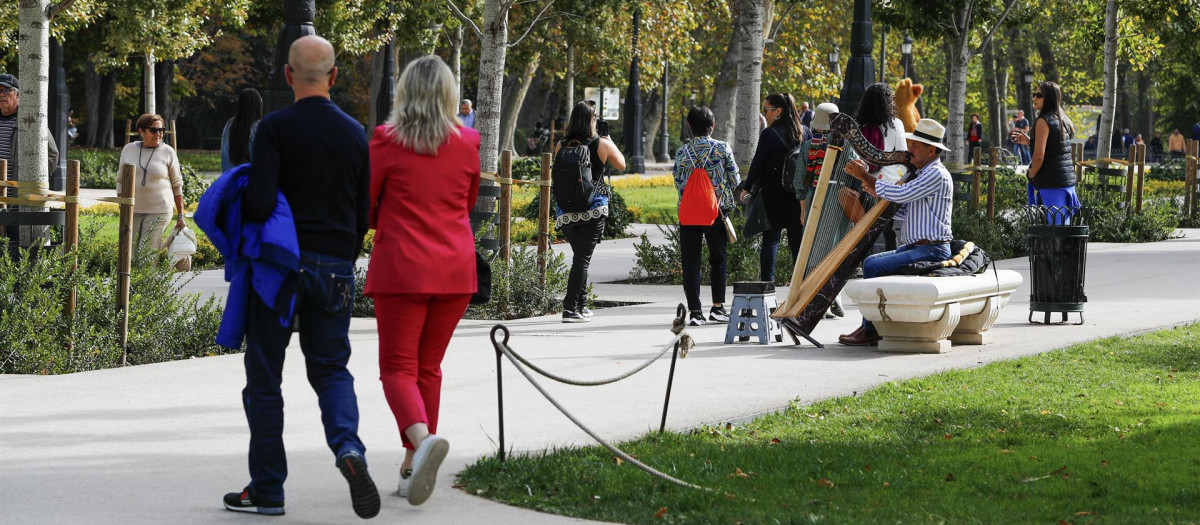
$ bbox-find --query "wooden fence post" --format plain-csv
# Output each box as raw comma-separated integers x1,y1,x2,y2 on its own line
1072,142,1084,187
64,161,80,319
1135,143,1146,213
117,164,135,366
169,119,179,150
987,147,998,222
538,152,552,285
1187,140,1199,219
124,119,132,145
971,146,982,207
498,150,512,264
1124,146,1136,210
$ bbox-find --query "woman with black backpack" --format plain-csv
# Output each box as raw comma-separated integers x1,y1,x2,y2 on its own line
553,101,626,323
738,92,811,283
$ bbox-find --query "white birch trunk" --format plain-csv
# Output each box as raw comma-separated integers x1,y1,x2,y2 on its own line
1096,0,1118,160
565,44,574,113
17,0,52,246
144,52,156,115
710,27,739,142
499,53,539,155
732,0,764,170
476,0,508,173
944,31,970,165
451,24,463,97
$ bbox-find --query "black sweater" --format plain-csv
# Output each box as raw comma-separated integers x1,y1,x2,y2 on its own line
243,97,370,260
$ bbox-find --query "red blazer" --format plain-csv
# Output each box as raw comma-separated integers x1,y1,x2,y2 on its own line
365,125,481,296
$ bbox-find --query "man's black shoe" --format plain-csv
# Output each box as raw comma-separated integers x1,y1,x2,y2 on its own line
223,487,285,516
338,452,381,519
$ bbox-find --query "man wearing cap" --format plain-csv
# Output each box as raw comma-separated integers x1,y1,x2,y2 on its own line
838,117,954,346
0,74,59,196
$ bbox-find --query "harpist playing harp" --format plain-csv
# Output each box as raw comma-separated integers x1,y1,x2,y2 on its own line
773,116,955,348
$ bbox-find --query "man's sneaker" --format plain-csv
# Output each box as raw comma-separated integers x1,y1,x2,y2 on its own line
830,300,845,318
687,312,706,326
337,452,381,519
407,435,450,506
397,468,413,498
708,306,730,323
223,487,285,516
562,310,589,323
579,306,594,318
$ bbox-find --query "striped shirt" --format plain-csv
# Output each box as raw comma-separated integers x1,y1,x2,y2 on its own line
672,136,740,211
875,157,953,246
0,113,14,180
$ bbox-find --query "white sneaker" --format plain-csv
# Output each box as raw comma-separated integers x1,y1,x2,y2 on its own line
407,435,449,506
396,468,412,498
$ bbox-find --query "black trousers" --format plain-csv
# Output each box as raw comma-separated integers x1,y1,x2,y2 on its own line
561,218,605,311
680,218,728,312
759,224,802,282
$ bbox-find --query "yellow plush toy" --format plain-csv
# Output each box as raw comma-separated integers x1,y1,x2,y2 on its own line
894,78,924,133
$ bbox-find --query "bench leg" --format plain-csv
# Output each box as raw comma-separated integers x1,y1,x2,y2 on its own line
873,302,961,354
951,295,1004,345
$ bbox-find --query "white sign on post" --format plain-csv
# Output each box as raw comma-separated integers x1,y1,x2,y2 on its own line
583,87,620,121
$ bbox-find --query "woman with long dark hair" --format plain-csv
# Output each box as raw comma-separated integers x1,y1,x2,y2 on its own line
555,101,626,322
1010,80,1079,217
854,82,908,253
221,88,263,173
738,92,811,282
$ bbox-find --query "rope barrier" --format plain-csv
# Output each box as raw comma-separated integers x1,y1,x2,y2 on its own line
480,172,552,187
504,332,684,386
490,320,707,491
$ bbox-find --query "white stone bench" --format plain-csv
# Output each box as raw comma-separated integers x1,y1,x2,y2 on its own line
843,270,1023,353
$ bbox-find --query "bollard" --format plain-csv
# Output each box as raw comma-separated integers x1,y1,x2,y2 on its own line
987,147,998,222
65,161,80,319
498,150,512,264
117,164,135,366
538,153,552,285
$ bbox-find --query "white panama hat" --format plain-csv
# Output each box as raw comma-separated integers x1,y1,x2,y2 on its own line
904,118,952,152
811,103,839,131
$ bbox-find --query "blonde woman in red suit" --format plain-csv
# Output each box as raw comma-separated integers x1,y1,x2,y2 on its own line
365,55,480,507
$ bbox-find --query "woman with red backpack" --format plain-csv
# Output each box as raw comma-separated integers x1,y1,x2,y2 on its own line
674,106,741,326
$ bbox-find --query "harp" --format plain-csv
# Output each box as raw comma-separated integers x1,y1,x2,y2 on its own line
773,113,912,346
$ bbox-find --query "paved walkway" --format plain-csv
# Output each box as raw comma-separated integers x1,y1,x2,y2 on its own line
2,230,1198,524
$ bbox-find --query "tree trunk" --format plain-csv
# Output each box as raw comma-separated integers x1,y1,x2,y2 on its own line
499,53,540,156
565,43,574,115
144,53,156,115
369,47,386,130
710,23,740,142
155,60,175,123
944,30,970,164
476,0,509,174
17,0,52,246
450,24,463,97
98,70,116,148
1035,34,1059,84
1096,0,1118,160
84,58,100,147
642,88,662,157
982,39,1002,149
732,0,764,170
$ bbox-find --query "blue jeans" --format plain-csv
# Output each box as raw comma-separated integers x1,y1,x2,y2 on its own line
242,250,365,502
860,243,952,333
759,225,802,282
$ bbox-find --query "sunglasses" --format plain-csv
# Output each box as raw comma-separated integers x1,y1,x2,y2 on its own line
761,106,777,114
1032,92,1044,99
145,127,167,134
0,88,14,95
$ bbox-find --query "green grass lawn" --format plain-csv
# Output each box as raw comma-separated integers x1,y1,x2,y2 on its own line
458,324,1200,524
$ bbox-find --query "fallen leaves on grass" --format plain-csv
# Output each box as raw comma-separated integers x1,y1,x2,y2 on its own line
613,457,624,466
816,478,835,488
654,507,667,519
769,438,781,445
729,468,752,479
945,473,956,482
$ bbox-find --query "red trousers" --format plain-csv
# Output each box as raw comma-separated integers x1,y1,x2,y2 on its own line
375,293,471,449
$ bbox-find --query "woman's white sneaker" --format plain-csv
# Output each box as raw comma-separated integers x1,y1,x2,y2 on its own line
407,435,449,506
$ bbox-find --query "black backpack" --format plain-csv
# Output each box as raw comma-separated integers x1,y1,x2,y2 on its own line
552,138,597,213
772,127,805,194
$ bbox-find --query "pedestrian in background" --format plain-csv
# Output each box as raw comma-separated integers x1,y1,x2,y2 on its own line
1010,80,1080,223
367,55,479,507
221,88,263,173
1169,128,1185,159
458,99,475,129
674,106,739,326
967,113,983,159
1013,111,1031,164
119,113,185,251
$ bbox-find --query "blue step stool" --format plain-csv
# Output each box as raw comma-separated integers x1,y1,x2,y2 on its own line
724,281,783,345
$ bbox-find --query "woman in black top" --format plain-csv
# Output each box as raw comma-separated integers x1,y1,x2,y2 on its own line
1010,81,1079,222
738,92,811,282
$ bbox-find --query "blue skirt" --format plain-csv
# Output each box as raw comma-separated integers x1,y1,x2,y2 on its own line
1027,184,1081,225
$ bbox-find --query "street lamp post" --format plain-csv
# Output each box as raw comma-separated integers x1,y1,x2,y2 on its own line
374,2,396,126
264,0,318,114
828,47,840,102
838,0,877,117
656,62,670,163
623,8,646,174
901,32,922,116
682,89,697,140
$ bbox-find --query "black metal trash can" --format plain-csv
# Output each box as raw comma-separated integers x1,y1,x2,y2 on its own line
1025,206,1088,325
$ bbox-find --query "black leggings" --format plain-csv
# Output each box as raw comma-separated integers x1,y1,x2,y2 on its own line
561,218,605,311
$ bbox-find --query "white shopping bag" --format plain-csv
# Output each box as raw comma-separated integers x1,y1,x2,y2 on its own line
166,226,197,271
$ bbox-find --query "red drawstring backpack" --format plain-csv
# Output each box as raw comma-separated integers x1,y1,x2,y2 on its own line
678,146,720,226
